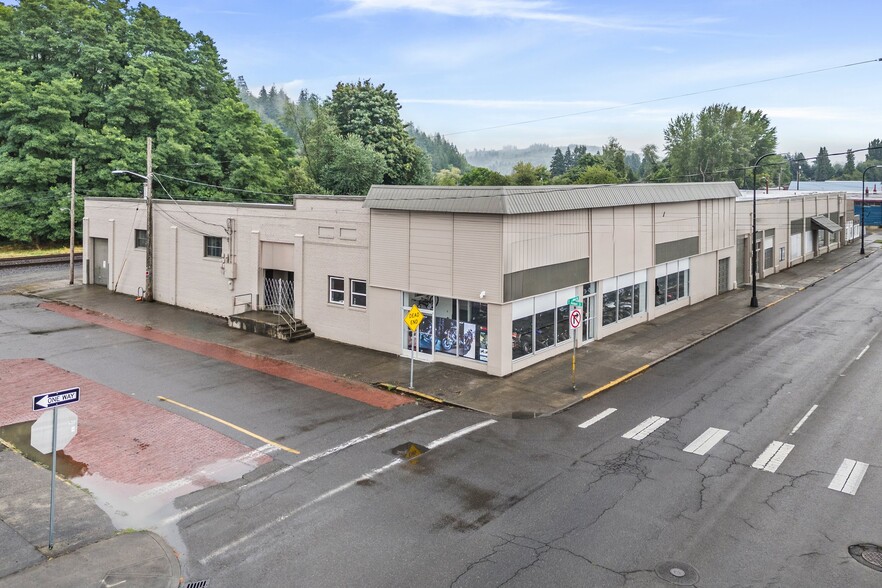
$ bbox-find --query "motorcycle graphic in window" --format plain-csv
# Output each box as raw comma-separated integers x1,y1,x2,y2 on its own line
434,317,477,360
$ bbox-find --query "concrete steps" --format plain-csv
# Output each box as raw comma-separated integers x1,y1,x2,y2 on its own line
227,311,315,343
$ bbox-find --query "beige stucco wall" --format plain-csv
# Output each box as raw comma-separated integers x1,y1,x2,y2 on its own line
83,196,378,347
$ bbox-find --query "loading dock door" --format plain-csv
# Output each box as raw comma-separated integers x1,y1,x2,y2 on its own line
92,238,108,286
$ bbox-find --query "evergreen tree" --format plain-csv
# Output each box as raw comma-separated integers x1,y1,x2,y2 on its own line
868,139,882,161
563,147,574,171
843,149,856,177
814,147,833,181
549,148,566,177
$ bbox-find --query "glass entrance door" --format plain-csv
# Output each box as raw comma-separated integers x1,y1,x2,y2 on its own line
582,283,596,342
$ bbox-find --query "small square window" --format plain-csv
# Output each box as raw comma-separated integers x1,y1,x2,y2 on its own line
135,229,147,249
350,279,367,308
204,236,223,258
329,276,345,304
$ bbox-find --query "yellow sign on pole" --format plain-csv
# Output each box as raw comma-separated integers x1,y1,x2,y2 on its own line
404,305,424,332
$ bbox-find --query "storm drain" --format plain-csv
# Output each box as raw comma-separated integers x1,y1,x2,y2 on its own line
654,561,699,585
390,442,428,459
183,580,210,588
849,544,882,572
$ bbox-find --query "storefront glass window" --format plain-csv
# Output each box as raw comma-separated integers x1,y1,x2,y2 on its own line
535,309,555,351
555,304,570,343
512,287,579,361
602,272,647,325
403,293,487,363
602,291,617,326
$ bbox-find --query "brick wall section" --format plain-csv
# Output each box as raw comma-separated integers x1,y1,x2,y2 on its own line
0,358,270,485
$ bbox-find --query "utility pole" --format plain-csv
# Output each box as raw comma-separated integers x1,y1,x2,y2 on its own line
145,137,154,302
69,159,75,285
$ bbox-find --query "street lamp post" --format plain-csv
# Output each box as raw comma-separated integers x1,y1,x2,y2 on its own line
860,164,882,255
111,137,154,301
751,152,778,308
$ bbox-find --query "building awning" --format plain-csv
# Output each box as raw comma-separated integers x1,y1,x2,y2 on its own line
811,215,841,233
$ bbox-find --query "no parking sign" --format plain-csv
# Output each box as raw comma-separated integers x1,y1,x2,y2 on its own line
570,308,582,329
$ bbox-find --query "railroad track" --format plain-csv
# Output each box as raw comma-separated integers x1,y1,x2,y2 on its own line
0,253,82,269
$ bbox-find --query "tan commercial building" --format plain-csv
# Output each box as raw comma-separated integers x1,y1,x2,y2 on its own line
82,182,846,377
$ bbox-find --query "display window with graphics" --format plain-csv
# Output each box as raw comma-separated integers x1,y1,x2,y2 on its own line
402,293,487,362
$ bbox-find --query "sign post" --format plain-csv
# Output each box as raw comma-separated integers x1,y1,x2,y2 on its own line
32,387,80,550
569,307,582,391
403,305,424,389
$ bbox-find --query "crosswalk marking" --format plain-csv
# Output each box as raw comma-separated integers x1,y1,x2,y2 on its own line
579,408,617,429
683,427,729,456
751,441,794,472
622,416,669,440
828,459,869,495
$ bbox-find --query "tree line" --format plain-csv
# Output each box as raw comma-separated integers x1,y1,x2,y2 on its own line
2,1,877,247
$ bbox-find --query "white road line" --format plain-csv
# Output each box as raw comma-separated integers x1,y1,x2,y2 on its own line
683,427,729,456
622,416,669,440
157,409,444,527
199,418,496,565
751,441,794,473
579,408,617,429
790,405,818,436
856,345,870,360
828,459,869,495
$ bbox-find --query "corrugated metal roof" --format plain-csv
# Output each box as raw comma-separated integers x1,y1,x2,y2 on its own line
364,182,740,214
810,215,842,233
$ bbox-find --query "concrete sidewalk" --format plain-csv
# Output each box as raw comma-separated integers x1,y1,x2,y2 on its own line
28,237,881,419
0,445,181,588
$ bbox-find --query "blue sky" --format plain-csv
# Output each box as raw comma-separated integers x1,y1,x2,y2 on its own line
146,0,879,159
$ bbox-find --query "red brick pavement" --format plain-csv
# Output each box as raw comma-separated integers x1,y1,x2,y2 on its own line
41,302,411,410
0,358,270,485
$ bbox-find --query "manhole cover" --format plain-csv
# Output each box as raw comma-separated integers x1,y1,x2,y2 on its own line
849,544,882,572
655,561,699,585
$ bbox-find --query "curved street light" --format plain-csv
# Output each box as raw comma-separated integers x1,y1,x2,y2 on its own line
110,138,154,301
751,152,778,307
860,164,882,255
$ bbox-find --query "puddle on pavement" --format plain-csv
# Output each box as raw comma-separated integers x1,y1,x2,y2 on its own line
2,420,265,563
0,420,88,478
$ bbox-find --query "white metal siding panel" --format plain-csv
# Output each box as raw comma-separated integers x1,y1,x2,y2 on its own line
409,212,453,296
591,208,615,281
503,210,589,274
614,206,635,275
453,214,503,302
369,210,410,290
655,201,699,244
634,205,653,270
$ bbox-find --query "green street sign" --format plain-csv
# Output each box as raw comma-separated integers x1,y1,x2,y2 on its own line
567,297,583,307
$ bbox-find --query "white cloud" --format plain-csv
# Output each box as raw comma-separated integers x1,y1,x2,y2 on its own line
402,97,619,110
333,0,719,32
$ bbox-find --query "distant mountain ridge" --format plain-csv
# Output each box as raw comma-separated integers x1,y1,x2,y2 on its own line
464,144,601,174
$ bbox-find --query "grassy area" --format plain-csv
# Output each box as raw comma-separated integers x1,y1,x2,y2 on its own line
0,245,82,258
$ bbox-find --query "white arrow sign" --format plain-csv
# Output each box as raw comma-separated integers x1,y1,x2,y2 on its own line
32,387,80,411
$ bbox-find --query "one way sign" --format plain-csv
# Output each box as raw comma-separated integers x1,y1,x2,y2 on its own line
33,387,80,411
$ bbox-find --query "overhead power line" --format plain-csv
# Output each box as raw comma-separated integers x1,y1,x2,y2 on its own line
441,57,882,138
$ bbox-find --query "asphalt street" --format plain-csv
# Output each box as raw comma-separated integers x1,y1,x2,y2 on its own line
1,254,880,587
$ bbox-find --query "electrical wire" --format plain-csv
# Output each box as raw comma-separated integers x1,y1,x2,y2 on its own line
441,58,882,137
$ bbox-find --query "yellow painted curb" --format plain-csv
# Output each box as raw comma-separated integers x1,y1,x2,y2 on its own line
582,364,650,401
